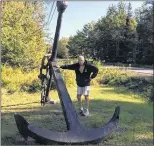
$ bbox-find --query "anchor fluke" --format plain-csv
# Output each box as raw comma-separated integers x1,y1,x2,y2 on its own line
14,114,30,141
14,106,120,145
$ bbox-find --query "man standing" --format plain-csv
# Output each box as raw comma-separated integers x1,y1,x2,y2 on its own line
57,56,98,116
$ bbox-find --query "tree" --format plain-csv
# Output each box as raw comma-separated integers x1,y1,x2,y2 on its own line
57,37,69,58
1,1,47,69
67,1,152,65
135,4,153,64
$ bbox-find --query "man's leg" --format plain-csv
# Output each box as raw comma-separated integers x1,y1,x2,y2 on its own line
77,86,83,113
77,94,83,111
84,95,89,111
83,86,90,116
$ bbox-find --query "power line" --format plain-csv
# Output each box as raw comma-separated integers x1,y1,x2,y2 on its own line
25,1,57,40
48,3,56,26
47,1,55,26
28,1,54,36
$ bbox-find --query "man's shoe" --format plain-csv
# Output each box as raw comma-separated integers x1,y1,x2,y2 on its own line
79,107,84,114
83,109,89,116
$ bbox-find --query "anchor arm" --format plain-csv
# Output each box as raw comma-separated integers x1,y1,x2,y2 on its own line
14,106,120,145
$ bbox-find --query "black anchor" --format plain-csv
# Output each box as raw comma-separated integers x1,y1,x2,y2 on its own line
14,1,120,144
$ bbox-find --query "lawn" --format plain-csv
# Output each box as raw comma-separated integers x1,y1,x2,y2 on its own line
1,85,153,145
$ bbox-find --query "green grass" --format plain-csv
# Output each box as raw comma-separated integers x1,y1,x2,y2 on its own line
1,85,153,145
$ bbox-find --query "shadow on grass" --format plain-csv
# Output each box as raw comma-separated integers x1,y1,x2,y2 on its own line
1,102,39,108
1,97,153,145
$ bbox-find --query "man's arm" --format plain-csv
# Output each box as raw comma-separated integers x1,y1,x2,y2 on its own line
60,63,78,70
90,65,99,79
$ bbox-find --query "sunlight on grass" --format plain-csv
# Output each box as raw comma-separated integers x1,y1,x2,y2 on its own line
91,87,145,104
135,132,153,140
1,86,153,145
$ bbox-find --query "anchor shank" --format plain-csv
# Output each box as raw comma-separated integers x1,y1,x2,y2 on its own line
51,62,83,131
50,12,63,62
50,1,67,62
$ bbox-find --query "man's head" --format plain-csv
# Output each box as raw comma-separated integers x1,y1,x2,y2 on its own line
78,55,85,66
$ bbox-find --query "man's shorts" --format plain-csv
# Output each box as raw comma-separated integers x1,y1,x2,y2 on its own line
77,86,90,96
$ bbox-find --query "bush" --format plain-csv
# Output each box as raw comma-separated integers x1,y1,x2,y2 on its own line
61,70,76,87
1,65,40,93
100,67,153,102
2,65,153,102
92,60,103,69
1,65,103,93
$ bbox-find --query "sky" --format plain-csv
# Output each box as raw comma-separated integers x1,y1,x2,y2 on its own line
44,1,145,40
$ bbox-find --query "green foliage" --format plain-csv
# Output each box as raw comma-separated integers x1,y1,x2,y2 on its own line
61,70,76,87
1,65,40,93
92,60,103,68
57,37,69,58
67,1,152,65
2,60,153,102
135,4,153,64
101,68,153,101
1,85,152,145
1,63,103,93
1,1,47,69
